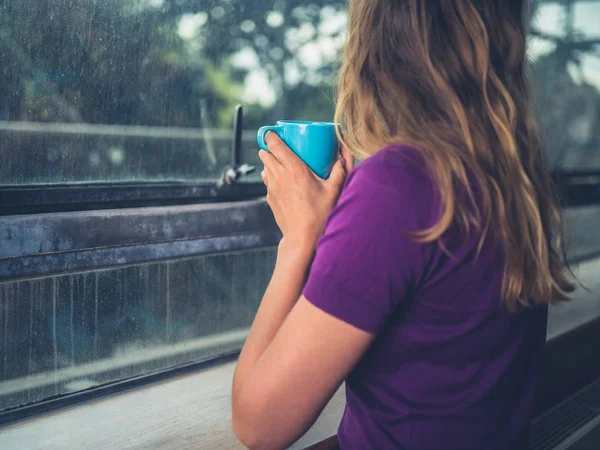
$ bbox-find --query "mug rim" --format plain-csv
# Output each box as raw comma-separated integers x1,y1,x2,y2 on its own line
276,120,337,126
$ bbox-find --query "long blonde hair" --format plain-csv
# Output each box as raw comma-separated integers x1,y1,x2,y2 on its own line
335,0,575,310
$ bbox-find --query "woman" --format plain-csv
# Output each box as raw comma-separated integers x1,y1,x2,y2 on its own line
232,1,575,449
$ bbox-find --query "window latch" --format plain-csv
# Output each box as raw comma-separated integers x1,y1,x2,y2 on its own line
217,105,255,187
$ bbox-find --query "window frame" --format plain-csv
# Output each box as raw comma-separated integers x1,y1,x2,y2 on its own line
553,169,600,208
0,105,263,214
0,167,597,216
0,181,267,215
0,198,280,282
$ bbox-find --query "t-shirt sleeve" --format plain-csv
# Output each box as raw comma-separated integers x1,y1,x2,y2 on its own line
302,151,433,334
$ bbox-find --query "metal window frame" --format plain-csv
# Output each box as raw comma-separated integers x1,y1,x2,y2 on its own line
0,182,267,215
0,170,597,217
0,198,280,282
552,170,600,207
0,105,264,215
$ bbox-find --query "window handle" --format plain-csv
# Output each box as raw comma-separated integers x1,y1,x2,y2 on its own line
218,104,256,187
220,163,256,185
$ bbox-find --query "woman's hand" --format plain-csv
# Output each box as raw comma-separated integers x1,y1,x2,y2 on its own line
259,132,354,252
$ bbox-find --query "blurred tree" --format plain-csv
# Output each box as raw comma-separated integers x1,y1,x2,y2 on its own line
0,0,346,129
0,0,240,127
188,0,346,122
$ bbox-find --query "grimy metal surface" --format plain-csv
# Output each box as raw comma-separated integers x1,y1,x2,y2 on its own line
0,169,596,215
0,182,268,215
0,199,280,282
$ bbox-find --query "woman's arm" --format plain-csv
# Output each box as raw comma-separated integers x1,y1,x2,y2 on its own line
231,238,374,450
232,237,313,408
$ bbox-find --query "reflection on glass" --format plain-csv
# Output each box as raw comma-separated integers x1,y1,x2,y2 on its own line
0,247,276,412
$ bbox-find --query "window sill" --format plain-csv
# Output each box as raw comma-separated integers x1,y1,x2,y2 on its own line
0,360,345,450
0,258,598,450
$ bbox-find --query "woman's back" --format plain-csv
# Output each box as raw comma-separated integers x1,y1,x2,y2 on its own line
304,146,548,449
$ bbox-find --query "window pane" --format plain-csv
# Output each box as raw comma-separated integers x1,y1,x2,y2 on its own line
529,0,600,170
2,1,599,183
0,247,276,413
530,0,600,258
0,1,346,186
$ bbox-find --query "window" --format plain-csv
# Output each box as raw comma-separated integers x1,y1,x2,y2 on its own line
1,0,599,424
0,0,348,418
0,0,347,187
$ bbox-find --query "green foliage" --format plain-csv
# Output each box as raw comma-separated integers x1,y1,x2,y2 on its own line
0,0,346,128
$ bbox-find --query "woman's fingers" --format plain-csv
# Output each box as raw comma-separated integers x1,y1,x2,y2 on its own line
262,161,277,183
327,157,347,188
261,170,268,187
265,132,302,169
325,144,354,190
340,143,355,173
258,149,282,174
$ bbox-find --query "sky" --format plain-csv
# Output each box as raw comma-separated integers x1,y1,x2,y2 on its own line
177,2,600,108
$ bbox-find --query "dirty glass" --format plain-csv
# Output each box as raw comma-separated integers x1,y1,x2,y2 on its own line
3,0,597,185
0,247,276,412
0,0,347,185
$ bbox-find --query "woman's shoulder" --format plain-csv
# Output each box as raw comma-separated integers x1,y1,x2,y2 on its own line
348,144,433,199
339,145,439,231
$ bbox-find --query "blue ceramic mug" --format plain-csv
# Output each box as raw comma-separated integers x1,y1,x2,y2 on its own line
257,121,339,179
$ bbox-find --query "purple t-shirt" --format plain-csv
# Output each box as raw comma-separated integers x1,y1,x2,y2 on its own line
303,145,548,450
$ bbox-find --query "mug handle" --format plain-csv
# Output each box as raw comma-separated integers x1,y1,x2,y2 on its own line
257,126,283,151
